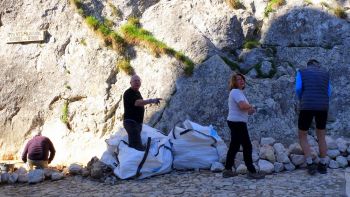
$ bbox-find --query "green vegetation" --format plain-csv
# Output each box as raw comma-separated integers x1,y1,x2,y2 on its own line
255,61,277,78
71,3,195,75
98,24,112,36
70,0,85,17
79,38,87,46
121,17,195,75
104,18,114,28
70,0,83,9
108,2,122,19
221,56,250,74
320,2,347,19
65,84,72,90
86,16,100,30
304,0,313,5
60,100,69,125
226,0,245,10
243,40,260,49
333,7,347,19
320,1,330,8
116,58,134,75
264,0,285,17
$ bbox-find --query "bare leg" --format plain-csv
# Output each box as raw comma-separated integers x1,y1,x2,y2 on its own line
299,130,311,158
316,129,327,158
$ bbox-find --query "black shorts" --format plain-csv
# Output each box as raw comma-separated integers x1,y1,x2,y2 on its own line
298,110,328,131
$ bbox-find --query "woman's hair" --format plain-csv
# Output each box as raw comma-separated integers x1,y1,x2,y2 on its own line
229,73,246,90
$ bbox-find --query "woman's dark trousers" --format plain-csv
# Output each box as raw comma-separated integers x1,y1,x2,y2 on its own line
225,121,256,173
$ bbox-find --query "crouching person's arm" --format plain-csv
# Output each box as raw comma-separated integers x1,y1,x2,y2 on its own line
48,139,56,164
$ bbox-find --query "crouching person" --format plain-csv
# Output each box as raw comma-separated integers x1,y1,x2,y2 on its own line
21,128,56,170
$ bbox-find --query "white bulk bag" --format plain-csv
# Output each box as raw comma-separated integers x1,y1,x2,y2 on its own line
101,124,173,180
169,125,220,170
183,120,228,163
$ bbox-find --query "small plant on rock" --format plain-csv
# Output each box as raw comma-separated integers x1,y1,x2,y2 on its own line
104,18,114,28
60,100,69,125
86,16,100,30
264,0,285,17
121,17,195,75
304,0,313,6
108,2,122,19
70,0,83,9
116,58,134,75
79,38,87,46
226,0,245,10
333,7,347,19
320,1,330,8
243,40,260,49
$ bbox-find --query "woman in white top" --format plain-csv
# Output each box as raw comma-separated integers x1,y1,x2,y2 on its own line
223,73,264,179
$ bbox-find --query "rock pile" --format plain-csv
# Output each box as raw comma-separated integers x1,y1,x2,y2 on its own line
231,136,350,175
1,135,349,185
0,167,64,184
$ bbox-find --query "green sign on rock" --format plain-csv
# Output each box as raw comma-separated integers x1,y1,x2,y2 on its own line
7,31,45,43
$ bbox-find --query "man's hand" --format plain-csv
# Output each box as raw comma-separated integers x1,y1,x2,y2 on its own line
149,98,162,105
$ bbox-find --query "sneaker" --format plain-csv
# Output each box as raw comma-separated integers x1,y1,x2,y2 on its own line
317,163,327,174
222,169,236,178
307,163,317,175
247,171,265,179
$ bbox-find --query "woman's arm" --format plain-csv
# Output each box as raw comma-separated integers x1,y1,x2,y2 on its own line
237,101,253,111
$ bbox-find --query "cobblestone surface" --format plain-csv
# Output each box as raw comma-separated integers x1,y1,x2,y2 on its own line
0,169,347,197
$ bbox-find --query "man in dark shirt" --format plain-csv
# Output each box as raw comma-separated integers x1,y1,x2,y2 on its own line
123,75,162,151
22,129,56,170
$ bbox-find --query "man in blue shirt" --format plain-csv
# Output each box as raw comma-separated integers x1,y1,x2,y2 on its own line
295,59,331,175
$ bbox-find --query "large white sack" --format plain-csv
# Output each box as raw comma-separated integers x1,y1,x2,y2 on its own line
113,137,173,179
183,120,228,163
170,126,219,170
103,124,172,179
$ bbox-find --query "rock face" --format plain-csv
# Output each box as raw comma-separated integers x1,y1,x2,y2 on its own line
0,0,350,164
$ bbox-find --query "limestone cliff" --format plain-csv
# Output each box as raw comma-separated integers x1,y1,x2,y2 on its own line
0,0,349,164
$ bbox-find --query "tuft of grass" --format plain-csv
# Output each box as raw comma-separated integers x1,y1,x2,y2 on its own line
116,58,134,75
98,24,112,36
79,38,87,46
222,56,240,71
104,18,114,28
110,32,126,54
60,100,69,125
108,2,122,19
174,52,195,75
65,84,72,90
128,17,141,27
264,0,285,17
304,0,313,5
320,1,330,8
226,0,245,9
70,0,83,9
77,8,85,17
86,16,100,30
333,7,347,19
243,40,260,49
255,61,277,78
121,18,195,75
221,56,251,74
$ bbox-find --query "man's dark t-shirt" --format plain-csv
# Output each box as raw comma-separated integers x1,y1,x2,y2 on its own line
123,88,145,123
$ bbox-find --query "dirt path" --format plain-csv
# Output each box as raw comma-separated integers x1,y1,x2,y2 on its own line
0,168,347,197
